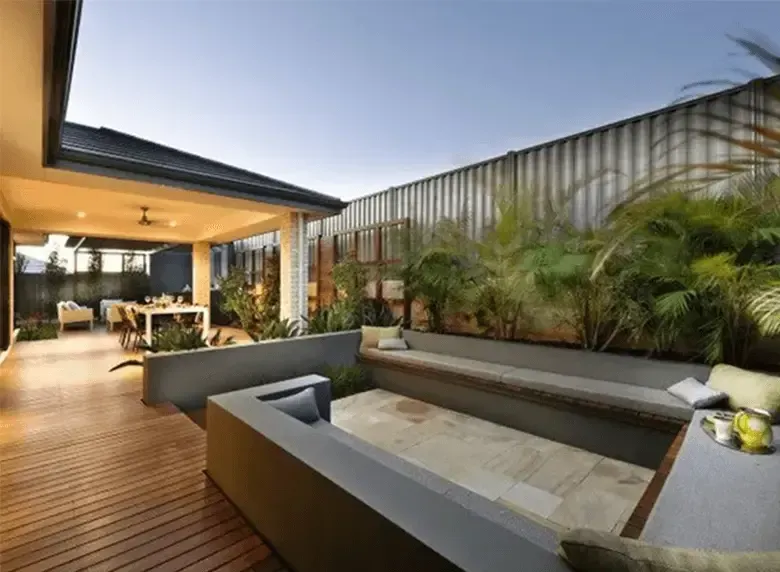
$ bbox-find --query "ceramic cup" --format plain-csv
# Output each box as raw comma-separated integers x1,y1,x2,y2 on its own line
712,414,734,442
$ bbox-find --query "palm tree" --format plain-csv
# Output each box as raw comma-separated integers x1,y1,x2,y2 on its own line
597,175,780,364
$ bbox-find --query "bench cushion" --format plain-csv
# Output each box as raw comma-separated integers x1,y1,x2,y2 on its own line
560,528,780,571
362,348,693,422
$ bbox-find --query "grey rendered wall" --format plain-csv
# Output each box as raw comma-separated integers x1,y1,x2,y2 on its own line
403,330,711,390
206,391,569,572
143,330,360,410
236,78,778,252
367,364,674,469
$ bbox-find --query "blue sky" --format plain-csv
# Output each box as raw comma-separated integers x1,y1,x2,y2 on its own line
66,1,775,201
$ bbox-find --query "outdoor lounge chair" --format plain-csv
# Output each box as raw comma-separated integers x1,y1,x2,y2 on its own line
56,301,94,332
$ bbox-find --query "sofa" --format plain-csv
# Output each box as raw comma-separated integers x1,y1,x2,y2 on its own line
56,301,94,331
360,330,712,468
206,375,570,572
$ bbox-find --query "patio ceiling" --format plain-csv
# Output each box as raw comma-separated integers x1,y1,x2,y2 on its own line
0,0,346,245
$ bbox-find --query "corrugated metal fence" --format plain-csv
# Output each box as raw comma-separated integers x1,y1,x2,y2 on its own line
236,77,780,255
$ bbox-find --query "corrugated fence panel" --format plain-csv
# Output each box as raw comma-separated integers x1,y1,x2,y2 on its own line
234,79,778,254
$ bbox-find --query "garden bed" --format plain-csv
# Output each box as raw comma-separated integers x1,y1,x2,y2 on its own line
15,320,58,341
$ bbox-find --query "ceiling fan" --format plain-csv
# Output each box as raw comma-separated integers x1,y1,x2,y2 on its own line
137,206,175,228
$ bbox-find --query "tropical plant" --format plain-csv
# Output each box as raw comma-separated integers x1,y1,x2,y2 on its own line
257,251,281,324
749,285,780,337
456,192,539,340
109,324,234,371
389,218,472,333
360,298,402,327
44,250,67,317
596,177,780,364
331,252,368,316
302,301,357,334
258,317,299,340
321,364,373,399
86,248,103,301
219,266,263,334
523,225,647,351
16,315,58,341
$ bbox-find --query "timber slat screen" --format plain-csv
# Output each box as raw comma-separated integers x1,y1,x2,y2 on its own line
235,219,409,310
0,333,289,572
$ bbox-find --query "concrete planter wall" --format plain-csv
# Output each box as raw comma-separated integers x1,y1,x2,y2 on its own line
143,330,360,410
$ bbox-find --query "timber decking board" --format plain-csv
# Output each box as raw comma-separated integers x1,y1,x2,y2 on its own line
0,330,288,572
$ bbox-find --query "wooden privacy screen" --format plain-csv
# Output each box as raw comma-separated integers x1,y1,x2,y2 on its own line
235,219,410,313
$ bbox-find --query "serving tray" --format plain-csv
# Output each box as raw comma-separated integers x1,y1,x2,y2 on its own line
700,417,776,455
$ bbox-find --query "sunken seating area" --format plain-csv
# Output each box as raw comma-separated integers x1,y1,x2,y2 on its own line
360,331,711,468
206,376,570,572
206,374,779,572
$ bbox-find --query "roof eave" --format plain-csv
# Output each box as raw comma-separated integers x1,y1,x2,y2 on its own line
42,0,83,167
55,148,348,215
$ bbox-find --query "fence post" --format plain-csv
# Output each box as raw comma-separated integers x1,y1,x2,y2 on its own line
374,227,383,300
332,237,339,301
402,218,412,328
315,235,322,310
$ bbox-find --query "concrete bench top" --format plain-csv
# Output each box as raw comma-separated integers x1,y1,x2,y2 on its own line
641,410,780,552
361,348,693,421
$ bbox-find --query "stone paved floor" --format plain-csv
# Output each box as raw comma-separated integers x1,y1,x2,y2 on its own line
332,389,655,533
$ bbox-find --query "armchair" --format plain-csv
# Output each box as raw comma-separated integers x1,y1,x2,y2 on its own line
57,301,94,332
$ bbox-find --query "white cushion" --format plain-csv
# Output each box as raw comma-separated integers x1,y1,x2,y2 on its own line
667,377,727,409
65,301,80,311
377,337,409,351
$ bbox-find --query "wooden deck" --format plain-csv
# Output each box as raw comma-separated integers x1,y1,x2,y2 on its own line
0,330,286,572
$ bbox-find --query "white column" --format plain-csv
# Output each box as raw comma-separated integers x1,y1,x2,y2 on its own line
192,242,211,307
279,212,308,324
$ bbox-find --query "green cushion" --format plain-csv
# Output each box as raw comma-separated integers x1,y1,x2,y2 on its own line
559,529,780,572
707,364,780,418
360,326,400,350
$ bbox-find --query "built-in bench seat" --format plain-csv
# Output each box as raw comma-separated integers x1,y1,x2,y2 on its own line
361,348,693,423
360,331,712,468
640,411,780,552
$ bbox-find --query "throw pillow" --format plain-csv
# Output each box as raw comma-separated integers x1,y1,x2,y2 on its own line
707,364,780,420
667,377,727,409
377,337,408,351
360,326,401,350
262,387,321,424
559,528,780,572
66,301,80,311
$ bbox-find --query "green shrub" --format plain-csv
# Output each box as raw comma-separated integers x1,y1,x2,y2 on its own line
16,318,58,342
323,364,373,399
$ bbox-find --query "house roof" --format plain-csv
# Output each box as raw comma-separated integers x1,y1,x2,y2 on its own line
57,123,347,214
43,1,347,217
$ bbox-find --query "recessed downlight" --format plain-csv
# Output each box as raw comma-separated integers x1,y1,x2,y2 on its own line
76,211,86,219
168,220,178,228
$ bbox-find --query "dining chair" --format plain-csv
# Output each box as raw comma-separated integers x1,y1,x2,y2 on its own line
125,308,143,351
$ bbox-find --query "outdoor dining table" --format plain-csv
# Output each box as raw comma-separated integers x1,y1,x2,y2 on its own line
131,304,211,344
